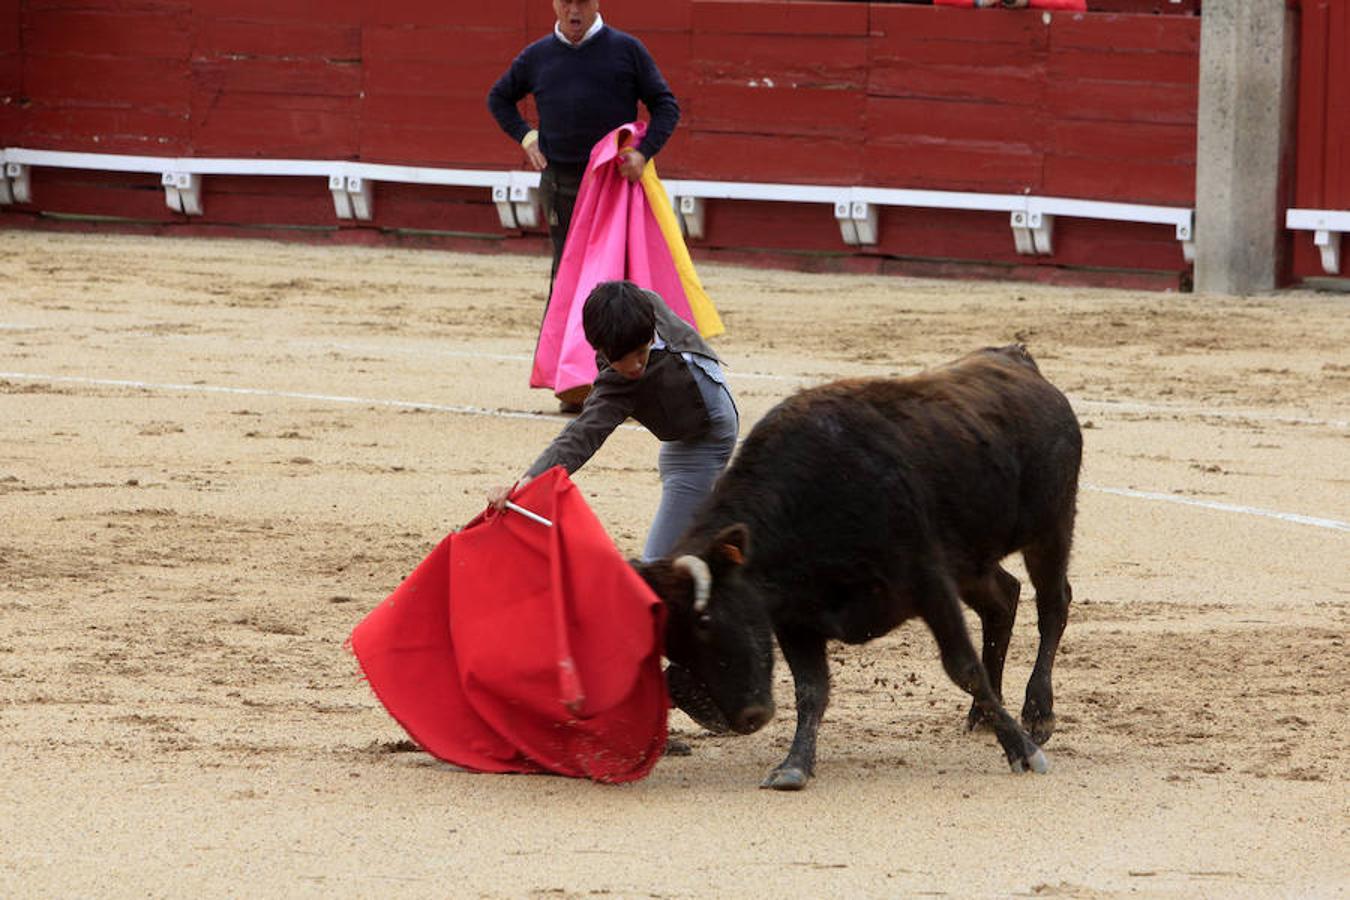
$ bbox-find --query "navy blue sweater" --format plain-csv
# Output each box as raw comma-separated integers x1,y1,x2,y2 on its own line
487,26,680,166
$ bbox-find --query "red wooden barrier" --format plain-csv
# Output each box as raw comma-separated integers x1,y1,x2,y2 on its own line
680,1,867,184
0,1,1225,289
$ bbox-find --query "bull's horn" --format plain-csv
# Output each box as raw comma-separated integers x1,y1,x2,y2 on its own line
673,555,712,614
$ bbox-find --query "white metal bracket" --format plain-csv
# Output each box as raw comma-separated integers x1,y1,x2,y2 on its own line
1011,209,1054,255
493,184,518,228
1011,210,1034,254
504,171,543,230
1314,229,1341,275
1177,217,1195,262
5,162,31,204
329,175,374,220
851,201,878,245
835,200,878,246
677,195,705,240
330,174,354,219
1030,211,1054,255
509,183,540,230
347,176,373,220
834,202,857,245
162,171,202,215
494,182,542,230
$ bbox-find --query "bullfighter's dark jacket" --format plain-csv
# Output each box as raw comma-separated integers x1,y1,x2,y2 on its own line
525,289,724,479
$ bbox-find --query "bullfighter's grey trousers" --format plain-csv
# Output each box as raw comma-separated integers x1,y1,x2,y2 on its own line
642,362,739,562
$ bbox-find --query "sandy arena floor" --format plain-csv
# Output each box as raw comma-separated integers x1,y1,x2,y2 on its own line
1,230,1347,898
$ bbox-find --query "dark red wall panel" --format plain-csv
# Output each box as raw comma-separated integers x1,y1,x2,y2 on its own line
22,105,190,153
360,96,511,167
20,168,175,221
363,182,505,234
695,199,847,254
0,7,17,55
693,1,868,36
0,50,20,99
189,94,360,158
1090,0,1200,13
695,83,865,137
869,96,1046,149
26,54,189,108
361,22,528,168
193,19,361,59
24,0,191,11
680,131,862,184
1047,217,1188,271
1294,1,1329,210
598,0,693,32
24,10,191,57
1047,79,1198,128
868,140,1043,193
191,174,335,226
1325,0,1350,207
372,1,524,29
865,6,1048,194
1041,14,1199,207
189,0,363,24
1054,14,1200,50
695,33,868,80
870,207,1024,264
363,25,523,70
631,31,691,97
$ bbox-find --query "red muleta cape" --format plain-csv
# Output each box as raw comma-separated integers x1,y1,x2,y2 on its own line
348,467,668,783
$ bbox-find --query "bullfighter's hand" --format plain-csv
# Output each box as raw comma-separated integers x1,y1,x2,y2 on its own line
487,475,532,512
617,149,646,182
486,484,512,511
524,143,547,171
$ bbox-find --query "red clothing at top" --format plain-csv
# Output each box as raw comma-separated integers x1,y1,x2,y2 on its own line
935,0,1087,9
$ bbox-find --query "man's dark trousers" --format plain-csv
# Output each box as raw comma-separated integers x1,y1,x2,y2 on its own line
539,161,586,302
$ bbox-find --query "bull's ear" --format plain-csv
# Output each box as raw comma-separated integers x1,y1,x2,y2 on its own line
710,523,750,568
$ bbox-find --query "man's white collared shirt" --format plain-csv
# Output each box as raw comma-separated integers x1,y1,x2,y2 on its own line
555,13,604,48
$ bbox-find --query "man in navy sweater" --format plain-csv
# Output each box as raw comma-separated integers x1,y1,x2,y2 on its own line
488,2,682,406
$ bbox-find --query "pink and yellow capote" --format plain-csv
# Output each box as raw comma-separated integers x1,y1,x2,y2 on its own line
531,122,723,397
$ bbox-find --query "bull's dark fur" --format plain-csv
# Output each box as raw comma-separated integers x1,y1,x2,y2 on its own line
639,345,1082,789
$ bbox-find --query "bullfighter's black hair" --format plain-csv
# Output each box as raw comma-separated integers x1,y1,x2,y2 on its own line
582,280,657,364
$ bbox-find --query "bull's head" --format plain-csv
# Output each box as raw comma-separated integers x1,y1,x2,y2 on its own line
636,524,776,735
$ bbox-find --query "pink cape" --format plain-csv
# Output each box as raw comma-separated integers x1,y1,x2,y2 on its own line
531,122,721,396
348,468,669,783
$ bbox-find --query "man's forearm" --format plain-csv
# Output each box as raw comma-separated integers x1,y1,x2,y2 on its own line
637,94,680,160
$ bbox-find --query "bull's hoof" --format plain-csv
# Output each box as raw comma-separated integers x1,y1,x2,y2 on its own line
965,704,994,733
1022,710,1056,746
760,766,809,791
664,738,692,757
1009,747,1050,775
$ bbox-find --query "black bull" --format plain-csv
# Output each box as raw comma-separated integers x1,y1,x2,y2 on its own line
637,345,1082,790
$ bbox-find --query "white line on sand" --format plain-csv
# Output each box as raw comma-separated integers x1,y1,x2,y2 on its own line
4,370,1346,533
1083,485,1348,533
0,370,644,431
5,327,1345,423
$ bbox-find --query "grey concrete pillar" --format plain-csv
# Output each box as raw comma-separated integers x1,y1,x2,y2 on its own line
1194,1,1297,295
